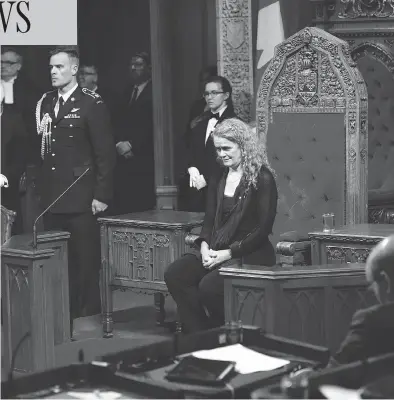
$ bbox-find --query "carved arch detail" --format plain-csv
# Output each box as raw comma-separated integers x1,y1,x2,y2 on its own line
256,27,368,224
351,42,394,74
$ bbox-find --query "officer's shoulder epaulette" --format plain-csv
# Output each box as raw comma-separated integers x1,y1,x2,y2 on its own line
82,87,102,100
36,90,56,109
38,89,56,102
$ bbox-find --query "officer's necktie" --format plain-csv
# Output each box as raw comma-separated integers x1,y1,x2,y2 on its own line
129,86,138,105
55,96,64,117
210,112,220,120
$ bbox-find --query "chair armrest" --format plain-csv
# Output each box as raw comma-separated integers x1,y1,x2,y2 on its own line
185,226,202,247
276,231,311,266
368,205,394,224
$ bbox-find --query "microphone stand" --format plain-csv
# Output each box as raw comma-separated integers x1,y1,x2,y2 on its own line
32,168,90,249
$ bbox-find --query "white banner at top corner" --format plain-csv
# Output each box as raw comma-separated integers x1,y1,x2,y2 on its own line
0,0,78,45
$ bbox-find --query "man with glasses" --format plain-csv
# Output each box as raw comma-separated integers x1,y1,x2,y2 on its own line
113,51,155,214
78,63,115,118
329,235,394,365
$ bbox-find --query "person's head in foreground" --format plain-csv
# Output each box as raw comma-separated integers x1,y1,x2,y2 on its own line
212,118,273,188
366,235,394,304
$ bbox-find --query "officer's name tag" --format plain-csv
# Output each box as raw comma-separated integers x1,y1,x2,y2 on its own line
65,114,81,119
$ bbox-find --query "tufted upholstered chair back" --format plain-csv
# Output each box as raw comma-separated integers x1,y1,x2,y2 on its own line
267,113,346,247
257,27,368,253
353,45,394,223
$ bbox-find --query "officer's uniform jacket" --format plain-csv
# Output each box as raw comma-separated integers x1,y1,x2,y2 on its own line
37,86,116,213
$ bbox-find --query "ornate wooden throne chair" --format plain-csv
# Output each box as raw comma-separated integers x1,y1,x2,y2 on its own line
256,27,368,266
313,0,394,224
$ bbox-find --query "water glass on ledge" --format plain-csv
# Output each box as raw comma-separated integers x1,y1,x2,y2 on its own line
322,213,335,233
225,320,243,344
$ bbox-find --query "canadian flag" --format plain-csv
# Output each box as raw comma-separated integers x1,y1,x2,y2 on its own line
255,0,285,88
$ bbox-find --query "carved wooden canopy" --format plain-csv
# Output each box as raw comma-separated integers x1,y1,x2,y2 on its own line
256,27,368,225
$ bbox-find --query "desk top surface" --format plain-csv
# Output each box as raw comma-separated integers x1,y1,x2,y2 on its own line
309,223,394,239
98,210,204,229
220,263,366,279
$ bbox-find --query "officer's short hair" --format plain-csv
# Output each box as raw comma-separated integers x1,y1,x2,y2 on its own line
50,46,80,65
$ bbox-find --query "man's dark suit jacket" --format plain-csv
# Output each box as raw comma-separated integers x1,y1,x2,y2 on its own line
38,86,116,213
187,98,207,128
332,302,394,365
95,86,117,121
3,74,42,165
113,80,155,214
197,165,278,265
1,107,28,211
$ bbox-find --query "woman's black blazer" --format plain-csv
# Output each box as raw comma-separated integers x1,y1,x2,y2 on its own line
198,165,278,265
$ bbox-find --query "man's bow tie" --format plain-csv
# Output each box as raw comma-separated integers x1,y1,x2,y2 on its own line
210,112,220,120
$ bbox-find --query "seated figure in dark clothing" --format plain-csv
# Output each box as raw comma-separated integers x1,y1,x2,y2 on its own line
329,235,394,366
165,118,278,333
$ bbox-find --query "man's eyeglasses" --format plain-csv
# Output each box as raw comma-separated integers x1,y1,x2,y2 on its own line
130,62,145,69
79,71,96,76
203,91,224,98
1,60,19,66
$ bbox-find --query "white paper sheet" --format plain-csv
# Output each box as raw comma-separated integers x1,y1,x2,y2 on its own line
191,343,290,374
319,385,362,400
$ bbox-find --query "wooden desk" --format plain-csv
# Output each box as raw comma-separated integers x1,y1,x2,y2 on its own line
1,231,71,375
220,263,376,351
98,211,204,338
309,224,393,265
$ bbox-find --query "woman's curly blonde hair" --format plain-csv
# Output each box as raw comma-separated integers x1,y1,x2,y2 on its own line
212,118,275,189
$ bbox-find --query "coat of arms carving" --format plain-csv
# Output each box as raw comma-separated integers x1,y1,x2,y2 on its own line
226,20,245,49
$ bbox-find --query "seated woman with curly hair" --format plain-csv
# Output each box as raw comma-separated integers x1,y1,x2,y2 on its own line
165,118,278,333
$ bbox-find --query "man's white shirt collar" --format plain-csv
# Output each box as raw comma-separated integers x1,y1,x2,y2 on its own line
1,76,17,104
58,83,78,102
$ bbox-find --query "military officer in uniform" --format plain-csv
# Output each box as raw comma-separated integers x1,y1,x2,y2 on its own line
36,46,116,335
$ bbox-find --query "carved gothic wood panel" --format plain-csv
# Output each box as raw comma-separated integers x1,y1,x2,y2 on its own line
217,0,253,122
7,264,32,373
338,0,394,19
232,286,267,327
111,229,172,283
280,288,326,346
222,264,373,350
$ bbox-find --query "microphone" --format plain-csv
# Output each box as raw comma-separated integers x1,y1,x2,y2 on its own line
32,168,90,249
